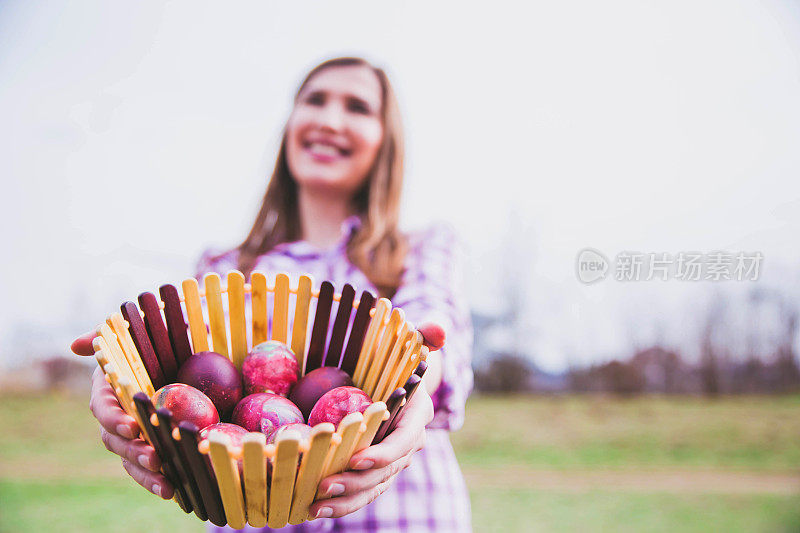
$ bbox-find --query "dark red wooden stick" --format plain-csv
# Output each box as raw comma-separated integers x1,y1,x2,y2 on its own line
160,283,193,366
340,290,375,376
121,302,165,389
414,360,429,378
385,374,424,438
132,393,192,513
154,408,207,521
306,281,335,373
373,387,406,444
324,284,355,368
176,422,227,527
139,292,179,382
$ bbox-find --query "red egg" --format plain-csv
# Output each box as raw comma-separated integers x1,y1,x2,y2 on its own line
289,366,354,420
177,351,242,420
308,386,372,428
151,383,219,430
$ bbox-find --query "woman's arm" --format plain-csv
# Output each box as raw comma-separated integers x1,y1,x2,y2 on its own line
311,224,473,517
389,222,474,430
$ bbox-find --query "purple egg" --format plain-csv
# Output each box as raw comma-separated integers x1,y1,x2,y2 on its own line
177,351,242,420
289,367,353,420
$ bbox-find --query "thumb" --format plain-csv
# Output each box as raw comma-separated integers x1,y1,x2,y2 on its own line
417,322,445,351
71,331,98,357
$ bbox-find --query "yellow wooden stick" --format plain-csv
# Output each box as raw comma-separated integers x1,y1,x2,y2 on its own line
363,309,405,397
388,331,423,399
242,432,268,528
420,345,429,362
204,273,229,357
108,312,155,396
385,332,422,401
227,271,248,369
287,424,335,525
115,374,149,442
182,278,209,353
251,271,268,346
352,298,391,387
320,412,364,481
372,326,412,401
272,273,290,344
291,275,313,372
208,434,247,530
93,346,110,367
96,357,131,416
353,402,389,454
268,430,301,529
93,332,140,394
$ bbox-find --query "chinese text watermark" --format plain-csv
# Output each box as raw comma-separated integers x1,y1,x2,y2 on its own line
576,249,762,284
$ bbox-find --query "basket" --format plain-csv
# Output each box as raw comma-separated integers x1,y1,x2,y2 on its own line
90,270,429,528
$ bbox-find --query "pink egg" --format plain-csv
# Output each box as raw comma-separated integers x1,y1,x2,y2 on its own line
308,386,372,428
242,341,299,396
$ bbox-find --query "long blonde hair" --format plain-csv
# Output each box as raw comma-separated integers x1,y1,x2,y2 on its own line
235,57,407,299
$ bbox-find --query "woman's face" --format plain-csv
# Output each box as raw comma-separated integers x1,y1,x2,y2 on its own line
286,65,384,196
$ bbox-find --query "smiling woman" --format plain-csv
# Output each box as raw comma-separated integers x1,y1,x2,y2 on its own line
288,65,384,191
235,58,408,301
72,56,474,533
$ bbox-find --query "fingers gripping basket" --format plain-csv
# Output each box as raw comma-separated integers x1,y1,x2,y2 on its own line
90,271,429,528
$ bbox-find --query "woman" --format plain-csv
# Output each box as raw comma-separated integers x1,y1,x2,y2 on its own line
72,57,474,532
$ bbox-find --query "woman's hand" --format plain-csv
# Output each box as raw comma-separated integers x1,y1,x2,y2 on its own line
72,332,174,499
309,321,442,519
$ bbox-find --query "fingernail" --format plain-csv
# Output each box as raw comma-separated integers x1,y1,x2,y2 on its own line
353,459,373,470
137,455,150,469
315,507,333,519
117,424,134,439
325,483,344,497
152,484,162,498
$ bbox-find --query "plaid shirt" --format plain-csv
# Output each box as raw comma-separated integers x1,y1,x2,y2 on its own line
199,217,474,532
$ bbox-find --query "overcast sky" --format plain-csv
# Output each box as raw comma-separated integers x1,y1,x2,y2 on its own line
2,1,800,371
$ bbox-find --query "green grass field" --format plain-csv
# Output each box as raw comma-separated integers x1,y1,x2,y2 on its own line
2,392,799,532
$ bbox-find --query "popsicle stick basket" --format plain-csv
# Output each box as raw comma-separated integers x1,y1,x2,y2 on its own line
89,270,428,528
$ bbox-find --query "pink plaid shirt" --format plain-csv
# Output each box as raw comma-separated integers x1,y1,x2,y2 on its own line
199,216,474,532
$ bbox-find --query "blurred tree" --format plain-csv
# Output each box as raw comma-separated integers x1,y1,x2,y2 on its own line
630,346,684,393
699,293,726,396
772,300,800,393
597,360,645,396
473,354,533,393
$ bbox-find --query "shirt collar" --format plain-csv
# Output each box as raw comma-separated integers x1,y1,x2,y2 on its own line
273,214,362,259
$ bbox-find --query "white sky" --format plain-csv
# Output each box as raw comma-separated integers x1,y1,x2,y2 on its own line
2,0,800,371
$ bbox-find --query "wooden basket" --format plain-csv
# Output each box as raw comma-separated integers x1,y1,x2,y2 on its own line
91,270,428,528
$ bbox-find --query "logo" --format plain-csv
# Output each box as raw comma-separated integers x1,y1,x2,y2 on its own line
576,248,609,284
